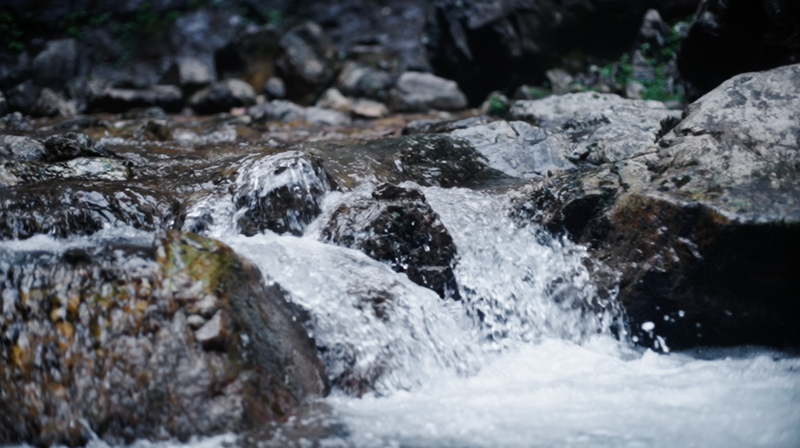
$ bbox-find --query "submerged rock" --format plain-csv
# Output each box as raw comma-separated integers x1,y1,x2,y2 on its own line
513,65,800,350
0,231,328,446
322,184,461,300
234,151,334,236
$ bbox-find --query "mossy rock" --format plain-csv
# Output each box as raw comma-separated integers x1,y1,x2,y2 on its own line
0,231,327,446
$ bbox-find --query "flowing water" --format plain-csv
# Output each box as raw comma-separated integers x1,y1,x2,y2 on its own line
3,179,800,448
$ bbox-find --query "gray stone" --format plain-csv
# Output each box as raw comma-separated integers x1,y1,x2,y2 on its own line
5,80,40,114
449,120,574,178
316,88,388,119
546,69,574,95
32,39,78,90
513,64,800,350
248,100,350,126
160,56,215,95
189,79,256,115
276,22,336,105
0,112,32,132
389,72,468,112
194,311,225,348
30,88,76,117
0,135,47,162
0,90,6,117
509,92,680,165
263,76,286,99
0,157,131,188
92,85,183,113
336,62,395,100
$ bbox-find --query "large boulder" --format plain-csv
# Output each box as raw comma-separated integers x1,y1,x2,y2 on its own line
276,22,337,105
189,79,257,115
513,65,800,350
388,71,467,112
32,39,79,91
0,231,328,446
678,0,800,94
322,184,461,300
508,92,681,165
425,0,651,103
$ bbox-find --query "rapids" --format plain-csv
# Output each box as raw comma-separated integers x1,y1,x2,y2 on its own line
2,184,799,447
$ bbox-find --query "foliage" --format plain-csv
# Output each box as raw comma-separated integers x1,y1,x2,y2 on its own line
0,10,24,52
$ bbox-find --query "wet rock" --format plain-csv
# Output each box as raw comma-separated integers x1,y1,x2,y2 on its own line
0,231,328,446
0,184,176,240
0,112,32,132
388,72,467,112
449,120,574,178
0,136,47,162
276,22,337,105
91,85,183,114
322,184,461,299
29,88,77,118
160,56,216,96
5,80,40,114
509,92,680,165
0,90,6,117
234,151,333,236
403,115,494,135
513,64,800,350
32,39,78,90
248,100,351,126
389,134,506,187
678,0,800,94
336,62,395,101
263,76,286,99
0,157,131,188
190,79,257,115
40,133,119,162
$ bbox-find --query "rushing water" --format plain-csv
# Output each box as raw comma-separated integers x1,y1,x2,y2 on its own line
3,181,800,448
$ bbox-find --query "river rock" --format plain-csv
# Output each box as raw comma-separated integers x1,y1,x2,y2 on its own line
5,80,40,114
0,112,32,132
91,85,183,113
215,25,280,91
233,151,334,236
336,62,395,101
248,100,351,126
425,0,650,103
316,88,388,119
0,184,176,240
32,39,78,90
160,56,215,96
388,134,507,188
189,79,257,115
276,22,337,105
0,231,328,446
678,0,800,94
0,90,6,117
29,88,76,118
403,116,494,135
449,120,574,178
509,92,681,165
322,184,461,300
513,64,800,350
388,72,467,112
263,76,286,99
0,135,47,162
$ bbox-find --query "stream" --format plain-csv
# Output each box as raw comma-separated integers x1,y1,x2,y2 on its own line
4,180,799,448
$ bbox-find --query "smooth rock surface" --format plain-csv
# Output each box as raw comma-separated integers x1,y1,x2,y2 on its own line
389,72,467,112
